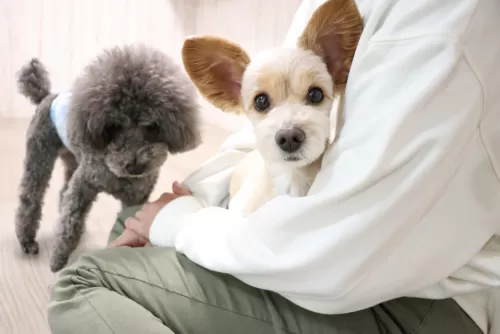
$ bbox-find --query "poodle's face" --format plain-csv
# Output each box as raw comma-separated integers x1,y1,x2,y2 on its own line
99,115,181,178
68,45,201,178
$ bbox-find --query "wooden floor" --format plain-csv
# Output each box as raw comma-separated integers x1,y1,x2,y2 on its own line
0,119,230,334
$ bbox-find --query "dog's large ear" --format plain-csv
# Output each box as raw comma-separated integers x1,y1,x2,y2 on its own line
298,0,363,89
182,36,251,113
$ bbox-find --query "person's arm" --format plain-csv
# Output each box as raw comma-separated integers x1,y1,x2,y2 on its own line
149,35,497,313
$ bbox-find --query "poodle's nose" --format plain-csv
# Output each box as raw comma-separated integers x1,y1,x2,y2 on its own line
275,127,305,153
126,162,147,175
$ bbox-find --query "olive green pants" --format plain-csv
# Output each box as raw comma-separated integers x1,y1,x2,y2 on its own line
48,206,481,334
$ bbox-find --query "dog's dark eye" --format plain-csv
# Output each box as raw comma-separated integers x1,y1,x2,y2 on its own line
102,124,121,144
307,87,324,104
145,123,159,134
143,123,160,141
254,93,271,112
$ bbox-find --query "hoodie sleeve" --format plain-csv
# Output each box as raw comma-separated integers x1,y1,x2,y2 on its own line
149,33,499,313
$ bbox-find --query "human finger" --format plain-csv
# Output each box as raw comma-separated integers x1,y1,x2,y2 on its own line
124,217,149,238
156,192,177,204
172,181,191,195
108,228,147,248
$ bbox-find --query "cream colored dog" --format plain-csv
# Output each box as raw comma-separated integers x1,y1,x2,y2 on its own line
182,0,363,215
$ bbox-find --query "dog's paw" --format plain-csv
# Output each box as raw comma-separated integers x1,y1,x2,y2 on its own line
50,255,68,273
20,240,39,255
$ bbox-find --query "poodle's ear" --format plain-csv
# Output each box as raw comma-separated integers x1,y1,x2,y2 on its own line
70,107,117,152
182,36,250,114
159,99,202,154
298,0,363,89
85,117,121,150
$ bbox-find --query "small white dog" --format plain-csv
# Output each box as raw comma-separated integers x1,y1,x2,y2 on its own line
182,0,363,215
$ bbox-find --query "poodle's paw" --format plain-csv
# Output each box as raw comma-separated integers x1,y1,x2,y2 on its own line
20,239,39,255
50,253,69,273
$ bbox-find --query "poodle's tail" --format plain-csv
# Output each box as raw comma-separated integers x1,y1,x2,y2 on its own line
16,58,51,105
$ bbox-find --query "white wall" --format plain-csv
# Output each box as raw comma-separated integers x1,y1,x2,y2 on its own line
1,0,301,131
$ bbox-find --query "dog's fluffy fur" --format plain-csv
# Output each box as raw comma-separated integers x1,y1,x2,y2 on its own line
15,44,201,272
182,0,363,214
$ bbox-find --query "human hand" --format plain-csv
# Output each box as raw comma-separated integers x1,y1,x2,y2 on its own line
108,228,152,248
108,183,191,248
172,181,192,196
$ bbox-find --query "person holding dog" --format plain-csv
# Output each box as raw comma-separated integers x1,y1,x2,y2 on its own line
48,0,500,333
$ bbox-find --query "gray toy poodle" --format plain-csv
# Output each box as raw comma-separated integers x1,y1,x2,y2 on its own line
15,44,201,272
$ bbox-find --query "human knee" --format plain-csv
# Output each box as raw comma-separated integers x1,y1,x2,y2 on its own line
48,250,116,333
50,250,108,298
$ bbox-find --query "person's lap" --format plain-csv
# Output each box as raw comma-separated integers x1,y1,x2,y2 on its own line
48,206,481,334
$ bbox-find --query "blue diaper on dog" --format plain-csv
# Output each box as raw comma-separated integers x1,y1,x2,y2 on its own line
50,91,73,150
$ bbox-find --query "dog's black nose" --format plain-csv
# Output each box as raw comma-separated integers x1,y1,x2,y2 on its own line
275,128,305,153
126,163,147,175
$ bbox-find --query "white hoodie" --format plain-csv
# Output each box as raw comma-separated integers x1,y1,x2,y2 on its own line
150,0,500,332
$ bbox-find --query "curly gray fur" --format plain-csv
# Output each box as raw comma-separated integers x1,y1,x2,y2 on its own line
17,58,52,105
14,44,202,272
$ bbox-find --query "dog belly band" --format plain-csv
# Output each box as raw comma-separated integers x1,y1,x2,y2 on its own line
50,91,73,150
